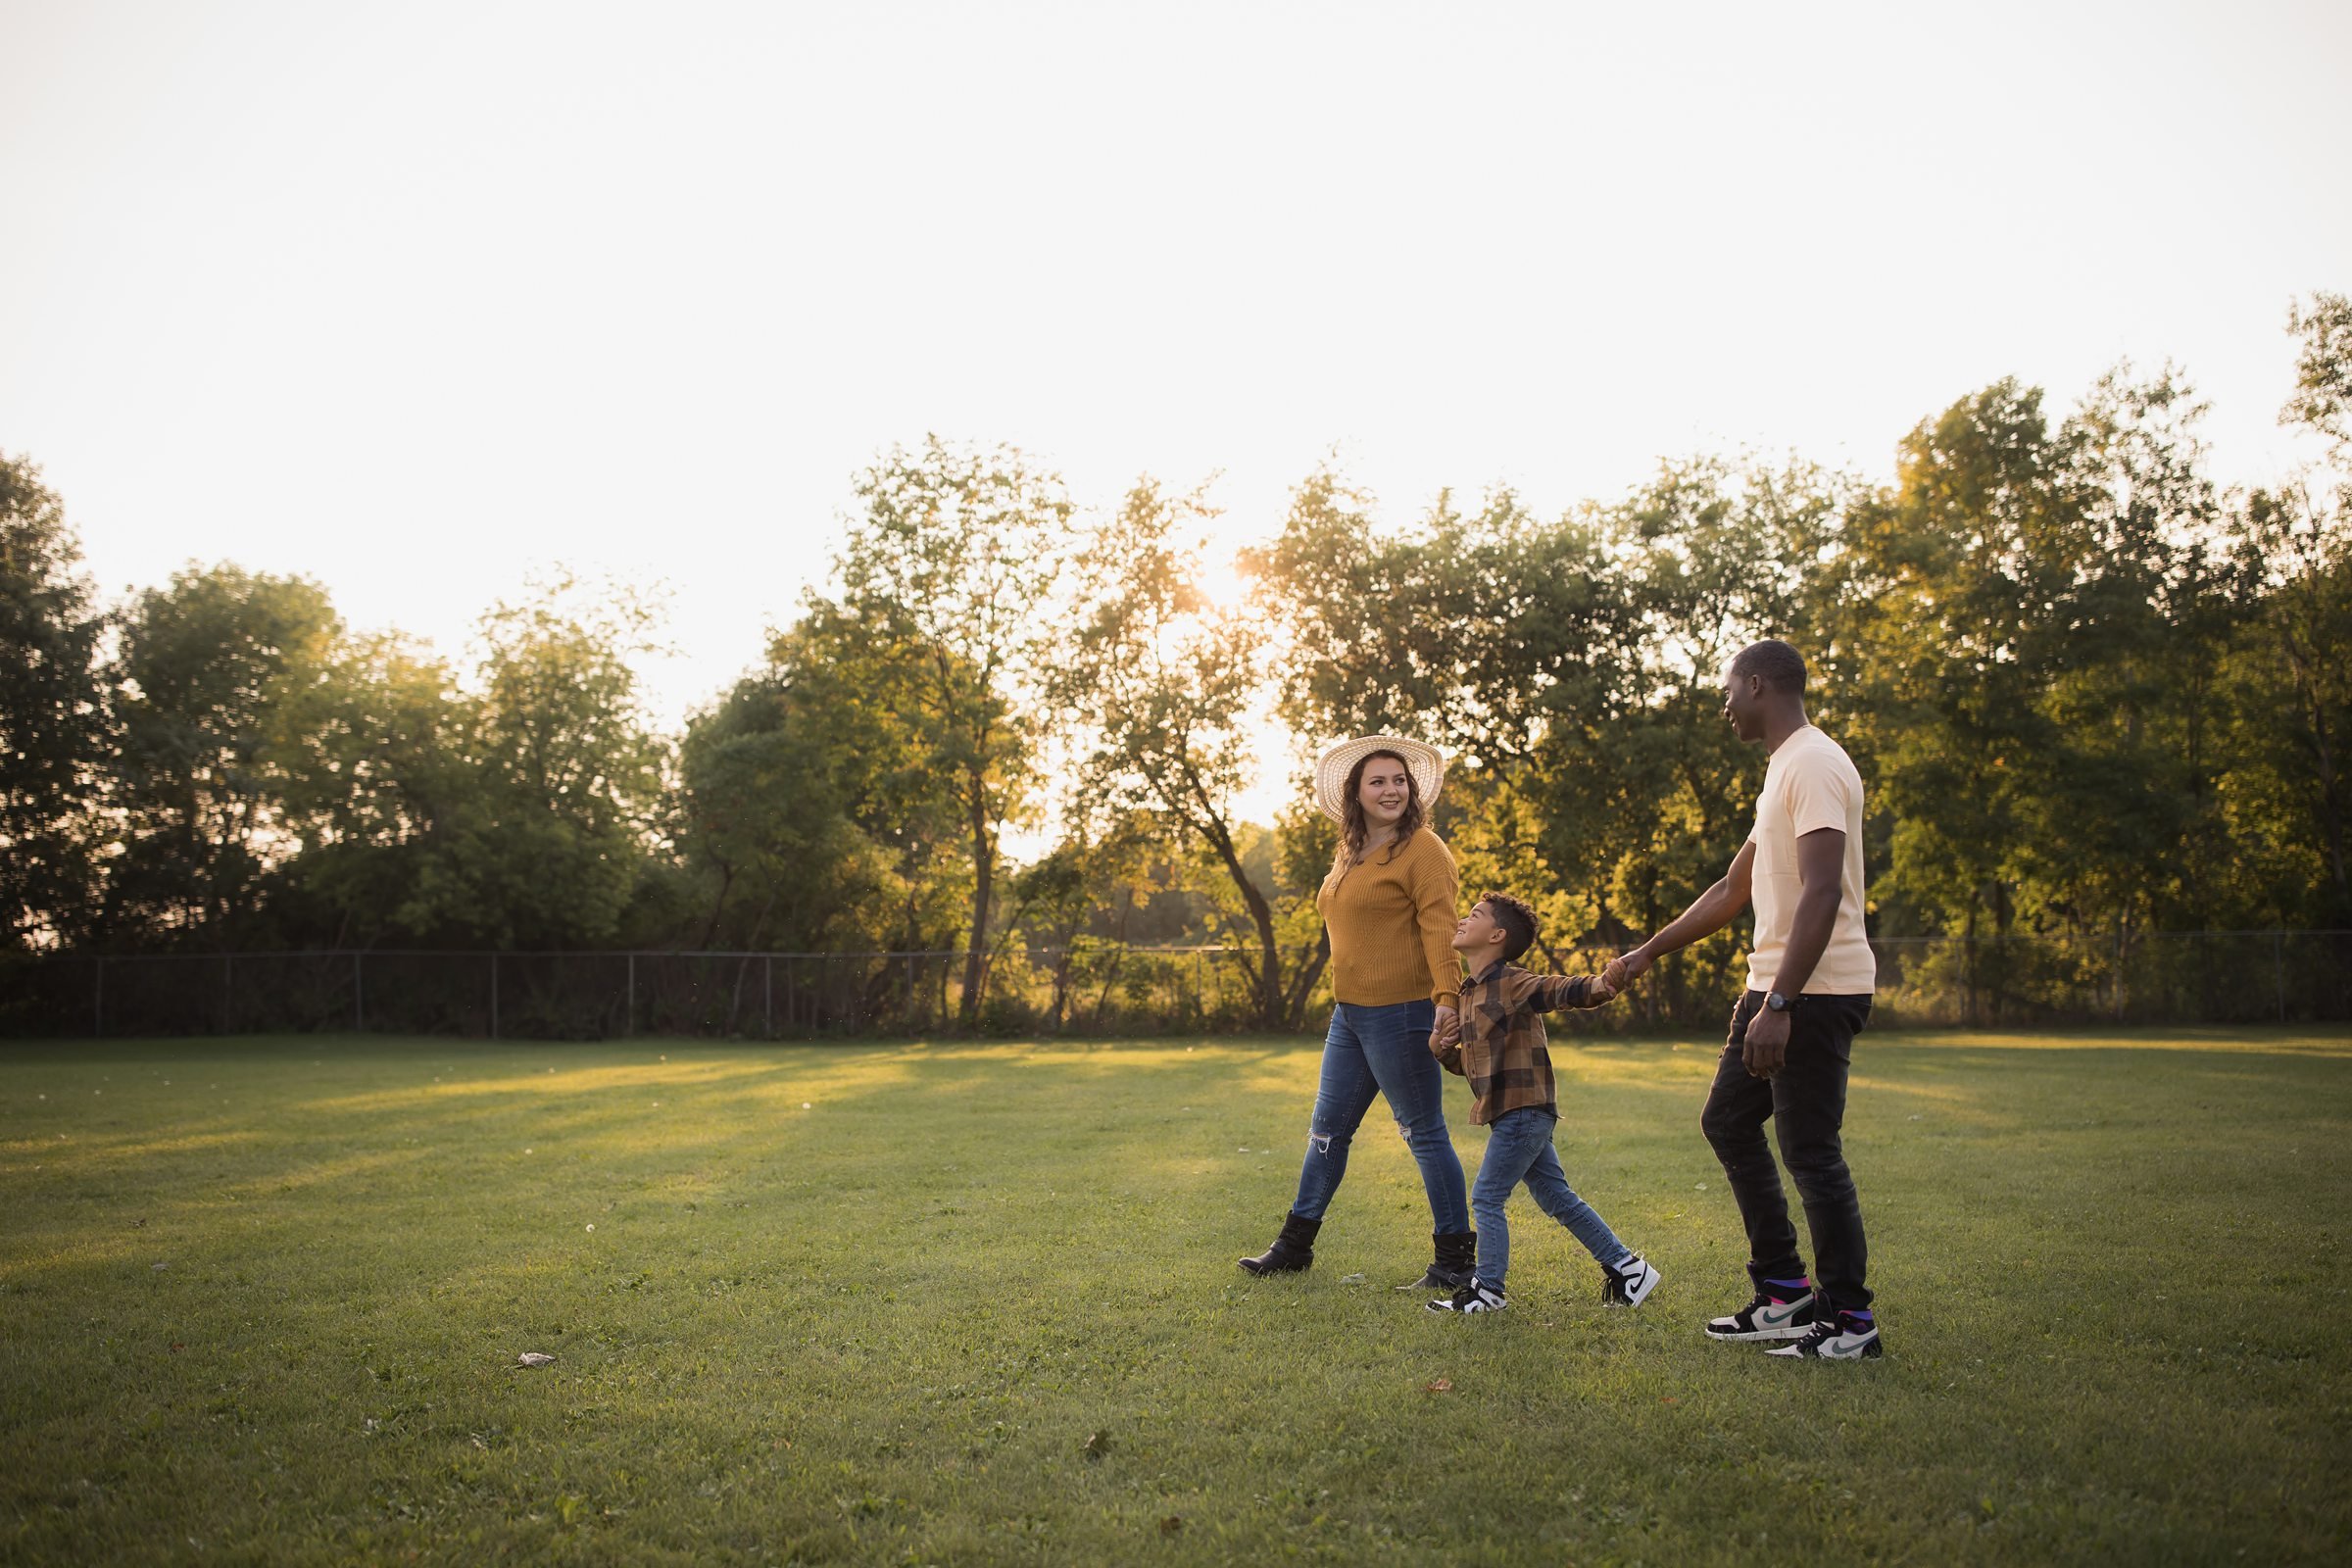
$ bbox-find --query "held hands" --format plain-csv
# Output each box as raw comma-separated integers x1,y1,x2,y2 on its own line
1429,1005,1461,1056
1600,950,1651,996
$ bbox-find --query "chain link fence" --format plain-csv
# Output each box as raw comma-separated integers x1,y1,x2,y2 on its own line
5,930,2348,1041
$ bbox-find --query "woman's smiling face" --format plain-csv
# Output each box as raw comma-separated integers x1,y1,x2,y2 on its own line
1356,756,1413,828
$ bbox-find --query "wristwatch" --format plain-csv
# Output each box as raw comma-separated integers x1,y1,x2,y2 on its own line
1764,991,1801,1013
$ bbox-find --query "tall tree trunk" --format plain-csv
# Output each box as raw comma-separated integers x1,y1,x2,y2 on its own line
1195,809,1284,1030
959,761,992,1027
1282,927,1333,1032
1091,889,1134,1027
698,860,737,951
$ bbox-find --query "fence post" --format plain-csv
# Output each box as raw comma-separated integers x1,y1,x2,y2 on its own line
2275,930,2286,1022
763,956,773,1039
223,954,233,1035
491,953,500,1040
354,952,363,1032
626,953,636,1036
93,956,104,1038
2114,926,2125,1024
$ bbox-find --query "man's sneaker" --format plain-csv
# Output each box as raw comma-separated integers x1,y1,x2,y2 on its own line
1766,1312,1883,1360
1704,1290,1815,1341
1601,1253,1661,1307
1426,1280,1508,1314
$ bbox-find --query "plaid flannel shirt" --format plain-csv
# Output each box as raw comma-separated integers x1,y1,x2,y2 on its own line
1432,958,1607,1124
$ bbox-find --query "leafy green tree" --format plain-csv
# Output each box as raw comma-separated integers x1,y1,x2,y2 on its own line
429,573,670,949
828,437,1074,1023
998,816,1164,1030
0,453,109,950
1569,456,1855,1012
1832,381,2067,949
671,597,1017,1025
1248,457,1837,1007
1249,471,1642,955
2217,299,2352,922
1053,478,1330,1029
2023,366,2240,935
268,632,473,945
2282,291,2352,459
2220,480,2351,922
107,564,340,944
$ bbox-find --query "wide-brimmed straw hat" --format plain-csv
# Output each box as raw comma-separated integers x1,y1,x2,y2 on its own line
1312,734,1446,824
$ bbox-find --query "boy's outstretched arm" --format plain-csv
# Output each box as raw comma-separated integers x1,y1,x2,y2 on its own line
1526,971,1619,1012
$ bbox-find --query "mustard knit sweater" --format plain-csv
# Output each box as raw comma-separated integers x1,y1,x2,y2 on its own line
1316,826,1462,1010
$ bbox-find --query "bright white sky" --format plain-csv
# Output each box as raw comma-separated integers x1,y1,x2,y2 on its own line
5,0,2349,823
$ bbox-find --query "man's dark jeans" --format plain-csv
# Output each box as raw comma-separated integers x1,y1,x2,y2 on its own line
1701,990,1874,1313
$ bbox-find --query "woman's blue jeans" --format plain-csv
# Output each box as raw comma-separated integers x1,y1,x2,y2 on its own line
1288,999,1470,1233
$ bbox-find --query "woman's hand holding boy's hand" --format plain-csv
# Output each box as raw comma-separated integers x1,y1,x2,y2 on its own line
1429,1006,1460,1054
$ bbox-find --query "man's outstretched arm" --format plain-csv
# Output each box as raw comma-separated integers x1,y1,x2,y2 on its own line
1604,840,1756,989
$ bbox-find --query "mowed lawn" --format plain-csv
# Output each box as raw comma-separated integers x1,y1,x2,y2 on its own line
3,1027,2348,1566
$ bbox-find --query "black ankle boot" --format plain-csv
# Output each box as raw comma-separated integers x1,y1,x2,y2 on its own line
1396,1229,1478,1290
1238,1211,1320,1275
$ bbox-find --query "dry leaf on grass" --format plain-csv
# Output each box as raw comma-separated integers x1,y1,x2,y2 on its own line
1425,1378,1452,1393
516,1351,557,1368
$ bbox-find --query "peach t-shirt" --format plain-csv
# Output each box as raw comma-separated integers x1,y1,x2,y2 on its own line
1744,725,1877,995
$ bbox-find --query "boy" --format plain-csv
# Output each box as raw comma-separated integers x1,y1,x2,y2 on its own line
1426,891,1660,1315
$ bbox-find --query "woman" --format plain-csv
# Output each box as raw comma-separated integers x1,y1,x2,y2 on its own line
1239,734,1474,1290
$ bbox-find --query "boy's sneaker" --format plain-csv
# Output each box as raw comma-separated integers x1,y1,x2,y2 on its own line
1426,1280,1508,1314
1766,1311,1883,1360
1601,1253,1661,1307
1704,1290,1815,1342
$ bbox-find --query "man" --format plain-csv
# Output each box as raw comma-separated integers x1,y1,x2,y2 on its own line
1604,639,1882,1360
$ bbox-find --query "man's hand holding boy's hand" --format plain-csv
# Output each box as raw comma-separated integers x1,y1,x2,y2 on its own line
1601,951,1649,995
1587,970,1619,1004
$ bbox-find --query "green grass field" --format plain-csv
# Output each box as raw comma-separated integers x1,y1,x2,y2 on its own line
4,1026,2349,1565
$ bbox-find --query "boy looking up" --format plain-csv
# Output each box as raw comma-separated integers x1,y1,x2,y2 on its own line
1427,892,1660,1316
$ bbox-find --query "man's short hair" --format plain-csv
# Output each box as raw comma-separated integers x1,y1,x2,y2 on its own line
1731,638,1808,695
1478,890,1539,964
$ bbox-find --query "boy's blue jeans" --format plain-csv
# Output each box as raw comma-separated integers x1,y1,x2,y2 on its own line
1472,1106,1630,1292
1289,999,1470,1233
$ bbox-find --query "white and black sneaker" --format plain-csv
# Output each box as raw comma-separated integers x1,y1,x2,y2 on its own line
1766,1313,1883,1360
1704,1290,1816,1342
1601,1253,1661,1307
1427,1279,1508,1314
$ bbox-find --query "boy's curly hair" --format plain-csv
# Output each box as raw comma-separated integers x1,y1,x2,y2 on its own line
1478,890,1539,964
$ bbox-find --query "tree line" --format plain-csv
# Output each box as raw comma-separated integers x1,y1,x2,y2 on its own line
5,296,2347,1030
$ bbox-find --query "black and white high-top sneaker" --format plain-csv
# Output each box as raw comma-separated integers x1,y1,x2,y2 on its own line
1704,1290,1816,1341
1426,1279,1508,1314
1601,1253,1661,1307
1765,1312,1883,1360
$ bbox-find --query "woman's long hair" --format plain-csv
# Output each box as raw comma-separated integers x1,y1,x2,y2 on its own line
1328,749,1425,878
